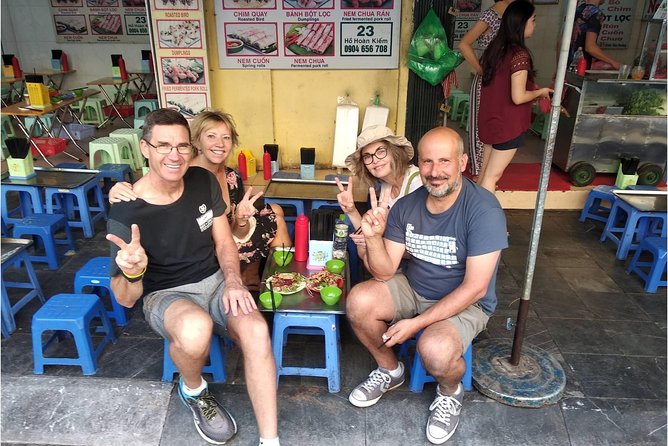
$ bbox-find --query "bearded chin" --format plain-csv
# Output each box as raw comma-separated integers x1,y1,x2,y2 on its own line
426,175,461,198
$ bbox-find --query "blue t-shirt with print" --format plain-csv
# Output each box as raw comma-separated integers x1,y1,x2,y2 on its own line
383,178,507,315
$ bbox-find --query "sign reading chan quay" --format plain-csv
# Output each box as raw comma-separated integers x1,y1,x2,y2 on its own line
215,0,402,70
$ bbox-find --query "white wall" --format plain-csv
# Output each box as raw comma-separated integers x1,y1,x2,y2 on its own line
1,0,151,89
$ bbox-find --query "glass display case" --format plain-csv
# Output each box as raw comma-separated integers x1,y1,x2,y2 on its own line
554,72,667,186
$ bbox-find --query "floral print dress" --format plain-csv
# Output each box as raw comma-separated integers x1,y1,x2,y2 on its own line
225,167,278,264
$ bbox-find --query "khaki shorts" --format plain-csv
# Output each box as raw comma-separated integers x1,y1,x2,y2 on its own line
384,273,489,351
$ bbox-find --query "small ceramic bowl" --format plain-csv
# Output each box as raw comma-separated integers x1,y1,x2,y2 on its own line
259,291,282,310
325,259,344,274
320,286,341,306
227,38,244,54
273,249,294,266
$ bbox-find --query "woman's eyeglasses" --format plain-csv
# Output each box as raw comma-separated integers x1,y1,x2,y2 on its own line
143,139,193,155
361,147,388,165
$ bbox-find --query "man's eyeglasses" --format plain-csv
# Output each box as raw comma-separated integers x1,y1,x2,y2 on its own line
361,147,388,165
143,139,193,155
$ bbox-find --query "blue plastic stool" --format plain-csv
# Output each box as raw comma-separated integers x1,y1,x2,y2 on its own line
579,185,617,223
162,335,228,383
398,332,473,392
1,184,43,226
264,198,305,238
12,214,75,270
97,163,135,196
600,199,667,260
272,312,340,393
626,236,667,293
1,248,45,336
31,293,117,375
44,176,108,238
73,257,128,326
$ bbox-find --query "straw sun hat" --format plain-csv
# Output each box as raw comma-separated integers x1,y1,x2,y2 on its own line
344,125,414,172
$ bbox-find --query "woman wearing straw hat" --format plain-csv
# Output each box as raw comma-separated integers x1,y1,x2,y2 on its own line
335,125,422,257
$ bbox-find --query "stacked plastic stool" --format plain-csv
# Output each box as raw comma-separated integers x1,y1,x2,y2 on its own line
81,98,109,126
1,184,44,226
162,334,228,382
272,312,341,393
109,128,144,170
579,185,617,223
133,99,159,119
600,197,667,259
398,332,473,392
12,213,75,269
89,136,137,169
32,293,117,375
626,236,667,293
448,91,470,121
24,114,55,137
74,256,128,326
44,175,107,238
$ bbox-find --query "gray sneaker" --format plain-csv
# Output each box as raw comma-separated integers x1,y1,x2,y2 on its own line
348,362,405,407
178,378,237,445
426,384,463,444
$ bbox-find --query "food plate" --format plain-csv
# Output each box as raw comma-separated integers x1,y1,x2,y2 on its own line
227,33,277,55
266,272,306,295
305,270,343,294
284,0,330,8
285,24,334,56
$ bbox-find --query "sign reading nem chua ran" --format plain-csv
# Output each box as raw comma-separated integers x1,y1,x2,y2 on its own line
215,0,402,69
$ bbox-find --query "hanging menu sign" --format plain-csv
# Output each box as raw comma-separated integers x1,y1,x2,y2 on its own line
50,0,149,44
599,0,636,49
451,2,481,47
215,0,401,69
149,0,211,118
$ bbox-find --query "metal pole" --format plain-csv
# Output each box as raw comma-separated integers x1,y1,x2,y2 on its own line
510,0,579,366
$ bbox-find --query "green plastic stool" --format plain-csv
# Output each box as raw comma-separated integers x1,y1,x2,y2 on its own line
88,137,136,169
530,108,550,141
24,114,55,137
109,128,144,170
460,103,470,132
133,99,159,119
81,98,109,125
449,92,470,121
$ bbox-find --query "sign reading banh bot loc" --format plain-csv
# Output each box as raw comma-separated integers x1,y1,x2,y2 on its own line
215,0,402,69
598,0,636,49
50,0,149,44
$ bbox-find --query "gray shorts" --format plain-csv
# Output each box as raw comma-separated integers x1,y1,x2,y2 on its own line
384,273,489,351
143,270,228,339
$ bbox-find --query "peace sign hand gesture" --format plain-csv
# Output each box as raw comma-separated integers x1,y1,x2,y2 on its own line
106,224,147,278
361,187,390,238
335,176,356,215
235,186,263,224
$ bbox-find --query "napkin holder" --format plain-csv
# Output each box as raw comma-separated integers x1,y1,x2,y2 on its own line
25,74,51,108
51,50,63,71
307,239,333,270
7,154,36,180
300,147,315,180
141,50,154,72
614,163,638,189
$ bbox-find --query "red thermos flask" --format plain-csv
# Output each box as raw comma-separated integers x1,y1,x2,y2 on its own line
238,151,247,180
294,214,309,262
61,53,69,72
11,56,21,78
263,150,271,180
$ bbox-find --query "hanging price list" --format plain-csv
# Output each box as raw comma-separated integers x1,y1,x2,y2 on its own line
340,23,393,57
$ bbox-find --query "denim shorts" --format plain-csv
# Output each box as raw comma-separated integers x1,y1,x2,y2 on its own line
142,270,228,339
492,133,525,151
384,273,490,351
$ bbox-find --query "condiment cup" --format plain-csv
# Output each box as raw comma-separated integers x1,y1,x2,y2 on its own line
325,259,344,274
631,66,645,80
273,248,293,266
320,286,341,306
259,291,283,310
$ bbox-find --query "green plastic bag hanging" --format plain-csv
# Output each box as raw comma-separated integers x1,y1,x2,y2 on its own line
407,8,464,86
